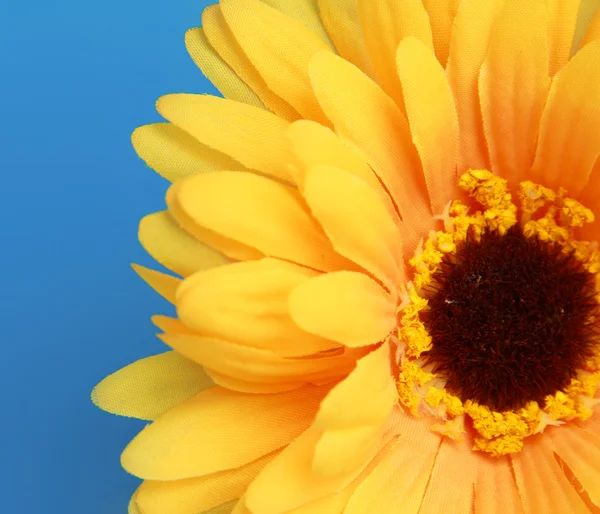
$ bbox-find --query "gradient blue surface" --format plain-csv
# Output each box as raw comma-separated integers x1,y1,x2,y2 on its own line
1,0,215,511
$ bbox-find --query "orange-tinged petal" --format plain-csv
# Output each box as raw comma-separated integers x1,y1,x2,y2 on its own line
131,264,180,304
121,385,329,480
317,0,376,79
139,211,229,277
289,271,397,347
92,352,213,421
478,0,550,190
511,435,588,513
176,259,339,357
158,327,360,385
356,0,433,107
136,451,278,514
205,368,307,394
169,171,351,272
311,343,396,477
447,0,502,171
396,37,460,215
302,165,404,291
309,51,432,247
422,0,460,67
285,120,398,220
548,423,600,507
156,94,292,182
547,0,581,76
574,0,600,49
131,123,247,183
184,28,263,108
578,158,600,240
530,41,600,197
475,455,524,514
582,5,600,46
418,439,477,513
201,5,300,122
345,412,441,514
220,0,331,125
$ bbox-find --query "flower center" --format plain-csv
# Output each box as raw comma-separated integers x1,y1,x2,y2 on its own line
422,224,599,412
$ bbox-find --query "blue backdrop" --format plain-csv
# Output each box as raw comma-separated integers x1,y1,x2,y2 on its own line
1,0,215,511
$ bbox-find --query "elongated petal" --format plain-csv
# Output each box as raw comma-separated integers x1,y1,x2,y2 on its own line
131,264,180,304
418,439,477,513
205,500,238,514
122,385,329,480
92,352,213,421
574,0,600,49
345,414,441,514
447,0,502,171
511,435,588,513
475,455,524,514
548,423,600,507
317,0,376,78
131,123,246,183
530,41,600,197
547,0,581,76
311,343,396,477
309,51,432,246
422,0,460,66
289,271,397,347
478,0,550,189
184,28,263,108
169,171,351,272
158,328,361,385
176,259,339,357
302,166,404,291
201,6,300,121
136,452,278,514
582,6,600,46
139,211,228,277
396,37,460,214
205,368,307,394
220,0,331,124
285,120,397,219
357,0,433,107
157,94,291,182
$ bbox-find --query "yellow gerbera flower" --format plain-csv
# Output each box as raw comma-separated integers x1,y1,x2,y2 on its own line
93,0,600,512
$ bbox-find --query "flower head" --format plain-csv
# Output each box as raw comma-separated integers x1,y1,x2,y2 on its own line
93,0,600,512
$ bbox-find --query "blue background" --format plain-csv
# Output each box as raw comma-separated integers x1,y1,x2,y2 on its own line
1,0,215,511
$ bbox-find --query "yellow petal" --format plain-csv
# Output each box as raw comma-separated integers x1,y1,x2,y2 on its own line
92,352,213,421
129,488,142,514
345,413,441,514
158,328,361,385
478,0,550,190
475,455,523,514
201,5,300,122
511,435,588,512
136,451,278,514
170,171,351,272
258,0,334,48
447,0,502,171
285,120,398,220
573,0,600,49
302,165,404,291
578,159,600,240
156,94,291,182
121,385,329,480
131,264,180,304
396,37,460,215
139,211,229,277
356,0,433,107
422,0,460,66
184,28,263,108
204,500,238,514
309,51,432,247
131,123,246,183
418,439,477,513
220,0,331,124
289,271,397,347
548,423,600,507
530,41,600,197
205,368,307,394
311,343,396,477
176,259,339,357
317,0,376,79
547,0,581,76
